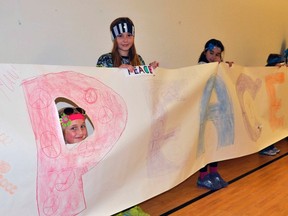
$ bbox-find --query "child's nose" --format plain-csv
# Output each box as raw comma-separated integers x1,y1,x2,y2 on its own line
77,129,84,135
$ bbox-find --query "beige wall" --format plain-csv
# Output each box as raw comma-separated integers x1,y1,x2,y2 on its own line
0,0,287,68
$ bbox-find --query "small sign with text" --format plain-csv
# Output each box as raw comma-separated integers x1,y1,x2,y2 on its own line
126,65,154,76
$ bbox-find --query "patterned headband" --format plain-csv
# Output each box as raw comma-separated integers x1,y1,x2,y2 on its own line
111,22,135,40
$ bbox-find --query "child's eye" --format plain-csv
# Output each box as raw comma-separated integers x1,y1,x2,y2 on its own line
81,125,86,129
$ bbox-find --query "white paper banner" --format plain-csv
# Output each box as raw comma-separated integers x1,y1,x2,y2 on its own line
0,63,287,215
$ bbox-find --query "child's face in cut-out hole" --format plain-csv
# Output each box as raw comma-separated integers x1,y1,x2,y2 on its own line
63,119,87,144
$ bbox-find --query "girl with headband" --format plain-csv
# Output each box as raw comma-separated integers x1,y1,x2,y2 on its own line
96,17,159,72
58,107,88,144
198,38,233,66
97,18,153,215
196,39,229,191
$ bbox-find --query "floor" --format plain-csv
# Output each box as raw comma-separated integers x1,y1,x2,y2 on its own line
138,139,288,216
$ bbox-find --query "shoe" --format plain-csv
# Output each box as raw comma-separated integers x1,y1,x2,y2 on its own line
272,147,280,154
259,149,276,156
197,174,222,190
210,172,228,188
115,206,150,216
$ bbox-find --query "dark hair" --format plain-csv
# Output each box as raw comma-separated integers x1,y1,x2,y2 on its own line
266,53,284,66
109,17,141,67
198,39,225,63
